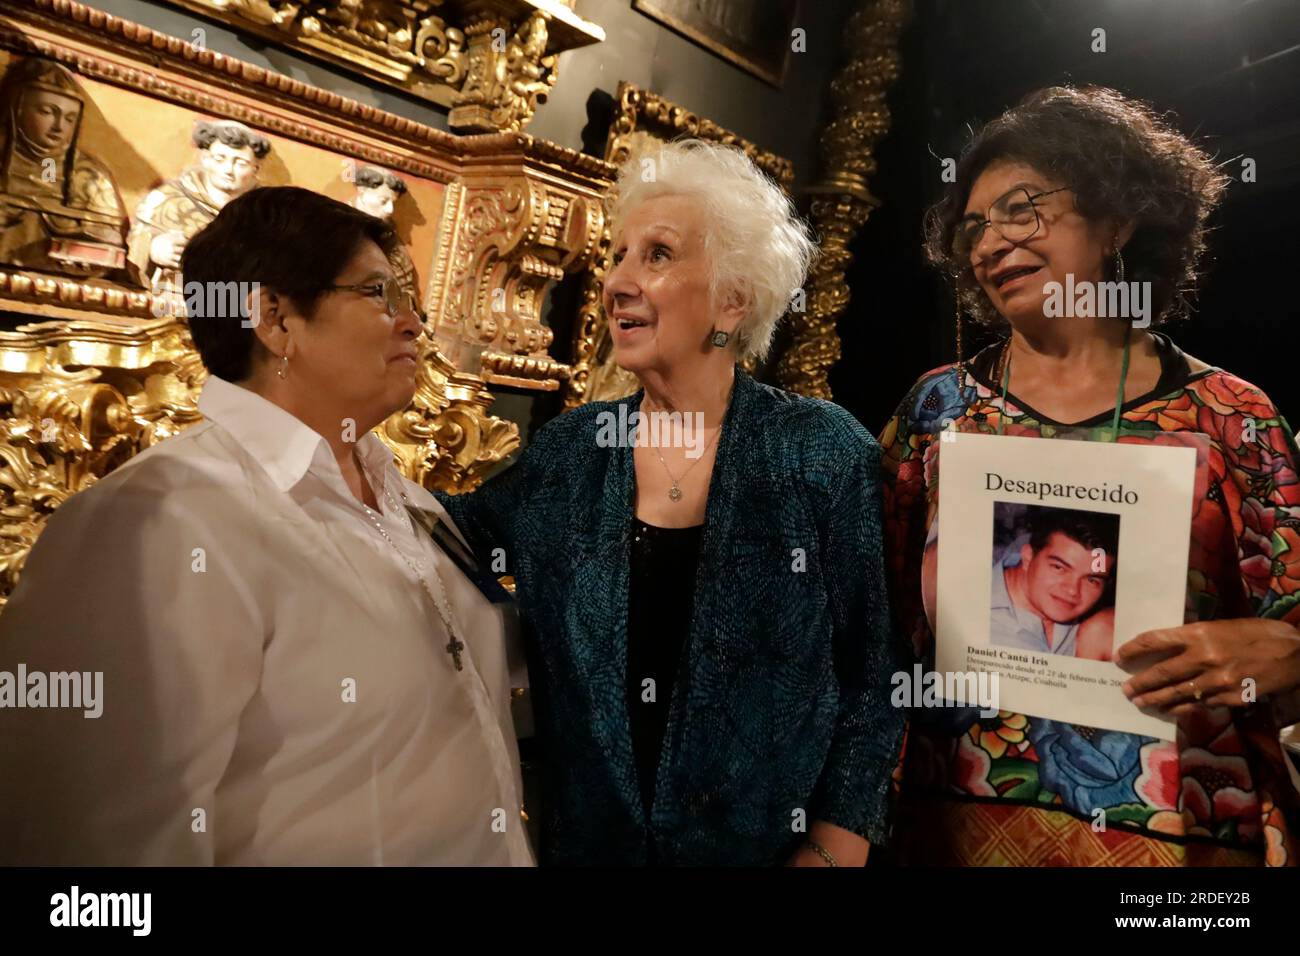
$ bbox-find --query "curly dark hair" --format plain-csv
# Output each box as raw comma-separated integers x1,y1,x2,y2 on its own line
924,85,1230,328
192,120,271,160
354,165,407,193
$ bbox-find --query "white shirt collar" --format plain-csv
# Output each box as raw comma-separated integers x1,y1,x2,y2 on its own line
197,375,455,533
199,375,393,495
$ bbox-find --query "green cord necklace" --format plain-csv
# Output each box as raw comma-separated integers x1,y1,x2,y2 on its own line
998,325,1133,441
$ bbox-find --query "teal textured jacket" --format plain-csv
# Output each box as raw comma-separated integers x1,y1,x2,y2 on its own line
436,369,905,865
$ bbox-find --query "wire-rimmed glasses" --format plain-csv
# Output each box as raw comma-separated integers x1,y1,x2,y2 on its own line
952,186,1069,260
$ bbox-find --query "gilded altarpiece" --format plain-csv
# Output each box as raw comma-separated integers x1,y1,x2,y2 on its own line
153,0,606,130
0,0,613,605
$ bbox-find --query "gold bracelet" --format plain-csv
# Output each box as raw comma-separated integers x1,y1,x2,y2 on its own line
804,839,838,867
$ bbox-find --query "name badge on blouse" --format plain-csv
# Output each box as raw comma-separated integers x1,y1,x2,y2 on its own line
405,505,515,606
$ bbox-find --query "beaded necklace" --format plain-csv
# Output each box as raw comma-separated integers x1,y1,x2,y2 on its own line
360,482,466,671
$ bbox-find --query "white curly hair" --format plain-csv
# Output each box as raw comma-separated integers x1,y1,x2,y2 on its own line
607,138,817,364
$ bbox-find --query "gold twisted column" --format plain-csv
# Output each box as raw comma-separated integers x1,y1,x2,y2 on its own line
777,0,910,400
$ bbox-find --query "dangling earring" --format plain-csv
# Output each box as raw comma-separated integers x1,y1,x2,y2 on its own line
277,354,289,379
1113,246,1125,284
710,330,730,348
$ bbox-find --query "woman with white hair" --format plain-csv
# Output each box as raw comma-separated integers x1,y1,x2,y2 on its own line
437,139,904,866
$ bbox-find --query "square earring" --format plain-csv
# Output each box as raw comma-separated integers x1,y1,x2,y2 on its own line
710,330,730,348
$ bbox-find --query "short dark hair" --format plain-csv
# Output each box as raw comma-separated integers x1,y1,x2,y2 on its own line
925,85,1230,327
180,186,397,381
1028,508,1119,560
192,120,271,159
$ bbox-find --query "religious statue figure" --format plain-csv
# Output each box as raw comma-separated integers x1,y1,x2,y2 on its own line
127,119,271,293
348,163,420,309
0,57,129,278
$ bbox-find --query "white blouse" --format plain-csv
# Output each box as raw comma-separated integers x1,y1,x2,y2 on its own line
0,375,534,866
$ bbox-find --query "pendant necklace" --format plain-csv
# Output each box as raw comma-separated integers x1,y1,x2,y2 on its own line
996,325,1132,443
650,417,721,502
362,482,466,671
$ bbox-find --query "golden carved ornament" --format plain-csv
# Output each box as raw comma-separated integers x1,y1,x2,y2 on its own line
0,1,614,606
0,312,520,603
425,143,609,392
776,0,910,400
151,0,604,131
0,316,201,597
0,270,155,319
564,82,794,407
376,337,520,491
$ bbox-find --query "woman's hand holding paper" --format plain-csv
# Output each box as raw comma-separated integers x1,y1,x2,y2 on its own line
1117,619,1300,716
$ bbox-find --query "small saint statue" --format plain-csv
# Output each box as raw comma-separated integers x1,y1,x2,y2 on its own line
348,163,420,310
127,119,271,293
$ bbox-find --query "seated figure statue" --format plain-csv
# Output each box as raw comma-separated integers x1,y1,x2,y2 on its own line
0,56,129,278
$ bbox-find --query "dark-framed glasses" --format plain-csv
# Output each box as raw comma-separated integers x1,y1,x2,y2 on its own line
952,186,1070,259
328,275,421,318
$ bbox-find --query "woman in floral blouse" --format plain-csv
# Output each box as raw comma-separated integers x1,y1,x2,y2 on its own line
881,85,1300,866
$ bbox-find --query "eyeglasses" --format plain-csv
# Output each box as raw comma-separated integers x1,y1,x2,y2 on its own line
328,275,421,319
952,187,1070,260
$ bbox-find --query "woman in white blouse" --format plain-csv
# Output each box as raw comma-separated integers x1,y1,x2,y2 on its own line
0,187,533,866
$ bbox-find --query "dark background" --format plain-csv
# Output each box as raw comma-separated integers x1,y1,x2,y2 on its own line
832,0,1300,433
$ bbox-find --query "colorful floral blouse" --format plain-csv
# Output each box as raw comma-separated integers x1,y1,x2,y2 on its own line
879,335,1300,866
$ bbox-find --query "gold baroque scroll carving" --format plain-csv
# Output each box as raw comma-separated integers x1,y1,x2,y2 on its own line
564,81,795,407
0,316,204,597
777,0,910,400
152,0,605,131
0,1,613,606
427,137,611,392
